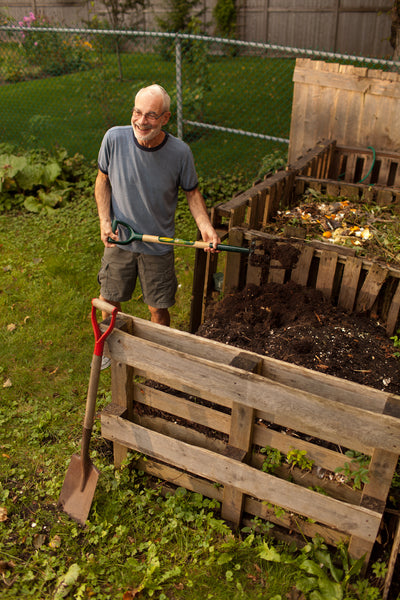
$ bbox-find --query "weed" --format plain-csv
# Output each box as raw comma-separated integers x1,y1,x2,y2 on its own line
286,448,314,472
335,451,370,490
260,445,283,474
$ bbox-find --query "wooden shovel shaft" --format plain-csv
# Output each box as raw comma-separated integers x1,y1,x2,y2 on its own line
109,220,250,254
140,234,250,254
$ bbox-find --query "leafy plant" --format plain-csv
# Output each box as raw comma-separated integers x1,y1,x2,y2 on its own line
335,451,370,490
390,329,400,357
213,0,237,38
286,448,314,472
156,0,205,61
259,535,381,600
260,445,283,473
0,144,95,214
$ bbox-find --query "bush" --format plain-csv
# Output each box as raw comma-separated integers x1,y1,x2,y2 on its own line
0,144,95,214
10,12,95,77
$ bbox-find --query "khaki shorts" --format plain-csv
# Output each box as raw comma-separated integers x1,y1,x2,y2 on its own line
98,247,178,308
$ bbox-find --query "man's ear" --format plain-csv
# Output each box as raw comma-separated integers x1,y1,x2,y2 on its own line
162,111,171,125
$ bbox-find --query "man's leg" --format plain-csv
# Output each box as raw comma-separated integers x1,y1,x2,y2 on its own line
148,306,170,326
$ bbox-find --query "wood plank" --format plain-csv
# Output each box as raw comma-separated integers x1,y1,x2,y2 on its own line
106,316,135,467
135,456,223,502
101,416,382,542
221,353,260,524
267,260,286,284
386,281,400,336
105,329,400,454
103,315,392,416
315,251,338,299
338,256,363,312
290,245,314,286
383,515,400,600
355,264,388,313
360,449,398,513
245,498,345,547
247,190,265,229
133,382,230,434
344,153,358,183
253,422,362,477
223,229,244,292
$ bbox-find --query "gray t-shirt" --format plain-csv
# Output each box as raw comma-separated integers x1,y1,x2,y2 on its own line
98,126,198,254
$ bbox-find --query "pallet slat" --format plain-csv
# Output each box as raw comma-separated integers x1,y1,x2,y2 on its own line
101,416,383,543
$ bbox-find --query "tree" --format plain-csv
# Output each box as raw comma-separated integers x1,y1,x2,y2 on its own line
102,0,148,78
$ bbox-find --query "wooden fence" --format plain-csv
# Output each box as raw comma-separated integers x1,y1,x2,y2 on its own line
100,312,400,566
288,59,400,164
4,1,393,57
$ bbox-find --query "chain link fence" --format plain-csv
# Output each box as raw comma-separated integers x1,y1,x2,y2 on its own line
1,22,399,180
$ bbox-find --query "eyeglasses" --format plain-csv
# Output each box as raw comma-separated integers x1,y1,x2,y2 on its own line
132,108,165,122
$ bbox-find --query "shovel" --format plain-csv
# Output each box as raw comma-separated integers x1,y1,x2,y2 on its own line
108,219,252,254
58,298,118,524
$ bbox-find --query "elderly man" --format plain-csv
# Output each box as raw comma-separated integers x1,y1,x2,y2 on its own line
95,84,219,354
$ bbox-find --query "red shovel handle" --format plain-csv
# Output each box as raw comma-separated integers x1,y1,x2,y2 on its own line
91,298,119,356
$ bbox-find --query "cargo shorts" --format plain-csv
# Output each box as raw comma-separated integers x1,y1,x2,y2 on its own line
98,246,178,308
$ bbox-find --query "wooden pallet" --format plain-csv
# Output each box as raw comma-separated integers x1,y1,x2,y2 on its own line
190,140,400,335
100,313,400,567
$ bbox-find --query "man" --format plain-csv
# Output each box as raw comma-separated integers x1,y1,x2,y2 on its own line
95,84,220,358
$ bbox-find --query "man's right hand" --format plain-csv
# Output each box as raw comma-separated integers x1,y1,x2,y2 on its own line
100,218,119,247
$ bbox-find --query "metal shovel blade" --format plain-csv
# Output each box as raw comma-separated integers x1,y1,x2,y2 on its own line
58,454,99,525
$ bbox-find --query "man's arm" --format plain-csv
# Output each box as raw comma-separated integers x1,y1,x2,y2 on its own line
185,187,220,251
95,170,118,246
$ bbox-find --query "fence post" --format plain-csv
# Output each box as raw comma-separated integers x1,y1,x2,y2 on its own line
175,35,183,140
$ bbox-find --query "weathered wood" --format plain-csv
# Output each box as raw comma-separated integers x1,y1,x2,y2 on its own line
267,260,286,284
289,60,400,164
101,416,382,542
244,498,346,548
221,353,261,525
133,382,230,434
223,229,244,292
383,514,400,600
386,281,400,336
355,264,388,313
290,245,314,286
104,316,134,467
105,329,400,454
116,312,395,416
338,256,363,312
315,250,339,298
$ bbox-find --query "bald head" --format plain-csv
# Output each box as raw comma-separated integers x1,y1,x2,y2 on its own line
135,84,171,113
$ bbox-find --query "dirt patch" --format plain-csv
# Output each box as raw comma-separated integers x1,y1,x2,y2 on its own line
197,279,400,395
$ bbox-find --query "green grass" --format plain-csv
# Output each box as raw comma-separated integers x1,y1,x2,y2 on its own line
0,198,301,599
0,50,292,177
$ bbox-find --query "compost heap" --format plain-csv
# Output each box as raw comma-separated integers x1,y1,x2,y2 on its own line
197,279,400,396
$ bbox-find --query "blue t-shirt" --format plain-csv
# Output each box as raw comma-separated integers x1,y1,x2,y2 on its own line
98,127,198,254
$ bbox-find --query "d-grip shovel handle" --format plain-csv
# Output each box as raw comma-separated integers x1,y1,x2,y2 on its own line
108,219,251,254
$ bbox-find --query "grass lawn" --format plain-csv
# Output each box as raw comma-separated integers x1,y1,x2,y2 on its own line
0,50,292,178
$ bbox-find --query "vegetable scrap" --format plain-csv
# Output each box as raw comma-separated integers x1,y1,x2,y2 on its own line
264,190,400,265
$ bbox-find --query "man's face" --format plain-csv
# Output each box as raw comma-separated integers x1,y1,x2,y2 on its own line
131,91,170,147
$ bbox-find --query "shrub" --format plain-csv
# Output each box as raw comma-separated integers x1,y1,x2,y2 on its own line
12,12,95,77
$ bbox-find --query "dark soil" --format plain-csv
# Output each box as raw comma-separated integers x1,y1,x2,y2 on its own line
196,235,400,395
197,279,400,395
